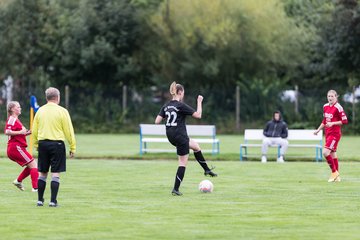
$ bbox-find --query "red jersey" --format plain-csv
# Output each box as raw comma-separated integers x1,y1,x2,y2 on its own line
4,116,28,147
322,102,348,136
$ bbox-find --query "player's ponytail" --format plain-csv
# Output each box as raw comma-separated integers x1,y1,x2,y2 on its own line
169,82,184,96
170,81,177,96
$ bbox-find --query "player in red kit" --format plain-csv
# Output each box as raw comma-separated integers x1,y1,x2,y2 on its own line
314,90,348,182
5,101,39,191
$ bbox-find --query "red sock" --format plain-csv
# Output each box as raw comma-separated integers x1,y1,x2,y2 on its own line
30,168,39,189
333,158,339,171
325,155,336,173
17,167,31,182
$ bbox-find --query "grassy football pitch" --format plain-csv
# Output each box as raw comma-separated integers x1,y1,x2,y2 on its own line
1,158,359,240
0,134,359,161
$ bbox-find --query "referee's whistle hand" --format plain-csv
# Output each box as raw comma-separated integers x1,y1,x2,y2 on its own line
69,151,75,158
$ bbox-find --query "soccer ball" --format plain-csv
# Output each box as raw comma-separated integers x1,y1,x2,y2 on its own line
198,180,214,193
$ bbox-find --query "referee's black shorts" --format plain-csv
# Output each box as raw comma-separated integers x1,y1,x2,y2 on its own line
38,140,66,173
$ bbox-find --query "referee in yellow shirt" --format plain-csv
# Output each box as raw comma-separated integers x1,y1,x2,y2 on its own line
32,87,76,207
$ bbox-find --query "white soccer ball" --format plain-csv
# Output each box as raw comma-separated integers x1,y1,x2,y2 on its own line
199,180,214,193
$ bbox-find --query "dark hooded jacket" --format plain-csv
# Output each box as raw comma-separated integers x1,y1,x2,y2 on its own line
263,112,288,138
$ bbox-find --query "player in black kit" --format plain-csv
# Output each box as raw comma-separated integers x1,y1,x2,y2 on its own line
155,82,217,196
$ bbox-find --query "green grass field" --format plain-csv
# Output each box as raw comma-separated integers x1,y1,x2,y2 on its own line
1,159,359,239
0,134,359,239
69,134,360,161
1,134,359,161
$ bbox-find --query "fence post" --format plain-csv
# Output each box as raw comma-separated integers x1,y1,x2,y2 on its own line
123,85,127,120
352,85,356,128
65,85,70,109
295,85,299,115
236,85,240,131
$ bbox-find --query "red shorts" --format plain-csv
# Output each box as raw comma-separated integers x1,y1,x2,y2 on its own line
325,135,341,152
7,144,34,167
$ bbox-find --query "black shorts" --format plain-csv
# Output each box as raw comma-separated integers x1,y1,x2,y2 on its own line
38,140,66,173
166,132,189,156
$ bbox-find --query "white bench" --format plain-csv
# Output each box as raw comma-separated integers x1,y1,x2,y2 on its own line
239,129,323,161
139,124,220,155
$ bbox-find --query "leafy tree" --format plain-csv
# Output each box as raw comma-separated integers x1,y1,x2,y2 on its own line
287,0,360,90
53,0,139,89
52,0,145,129
284,0,360,131
0,0,144,131
312,0,360,86
137,0,311,124
0,0,61,99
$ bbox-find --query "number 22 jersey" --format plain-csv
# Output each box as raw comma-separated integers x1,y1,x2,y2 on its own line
158,100,195,138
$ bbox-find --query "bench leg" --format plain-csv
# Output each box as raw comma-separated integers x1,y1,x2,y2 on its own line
240,146,243,161
316,147,323,162
211,142,219,155
212,142,219,155
140,140,143,156
143,142,147,154
239,146,248,161
319,147,322,161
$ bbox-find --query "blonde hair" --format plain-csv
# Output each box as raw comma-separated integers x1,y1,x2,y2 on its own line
327,89,339,98
169,81,184,96
7,101,20,116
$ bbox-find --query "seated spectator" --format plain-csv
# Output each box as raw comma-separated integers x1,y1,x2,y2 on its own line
261,110,288,163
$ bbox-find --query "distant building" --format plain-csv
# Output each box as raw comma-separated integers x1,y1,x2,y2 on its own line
281,90,297,102
343,86,360,103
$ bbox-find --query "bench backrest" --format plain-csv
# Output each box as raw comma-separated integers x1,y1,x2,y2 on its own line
287,129,322,141
244,129,323,141
140,124,216,137
140,124,166,135
244,129,264,140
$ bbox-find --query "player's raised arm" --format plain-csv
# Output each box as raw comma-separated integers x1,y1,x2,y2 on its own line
192,95,203,119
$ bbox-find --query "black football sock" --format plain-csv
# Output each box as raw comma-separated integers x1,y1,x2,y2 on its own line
37,176,47,202
50,177,60,203
194,151,210,171
173,166,186,191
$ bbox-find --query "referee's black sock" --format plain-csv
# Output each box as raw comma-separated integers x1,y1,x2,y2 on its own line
173,166,186,191
37,176,47,202
50,177,60,203
194,151,210,171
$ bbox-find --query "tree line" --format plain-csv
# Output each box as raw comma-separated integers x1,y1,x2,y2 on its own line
0,0,359,133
